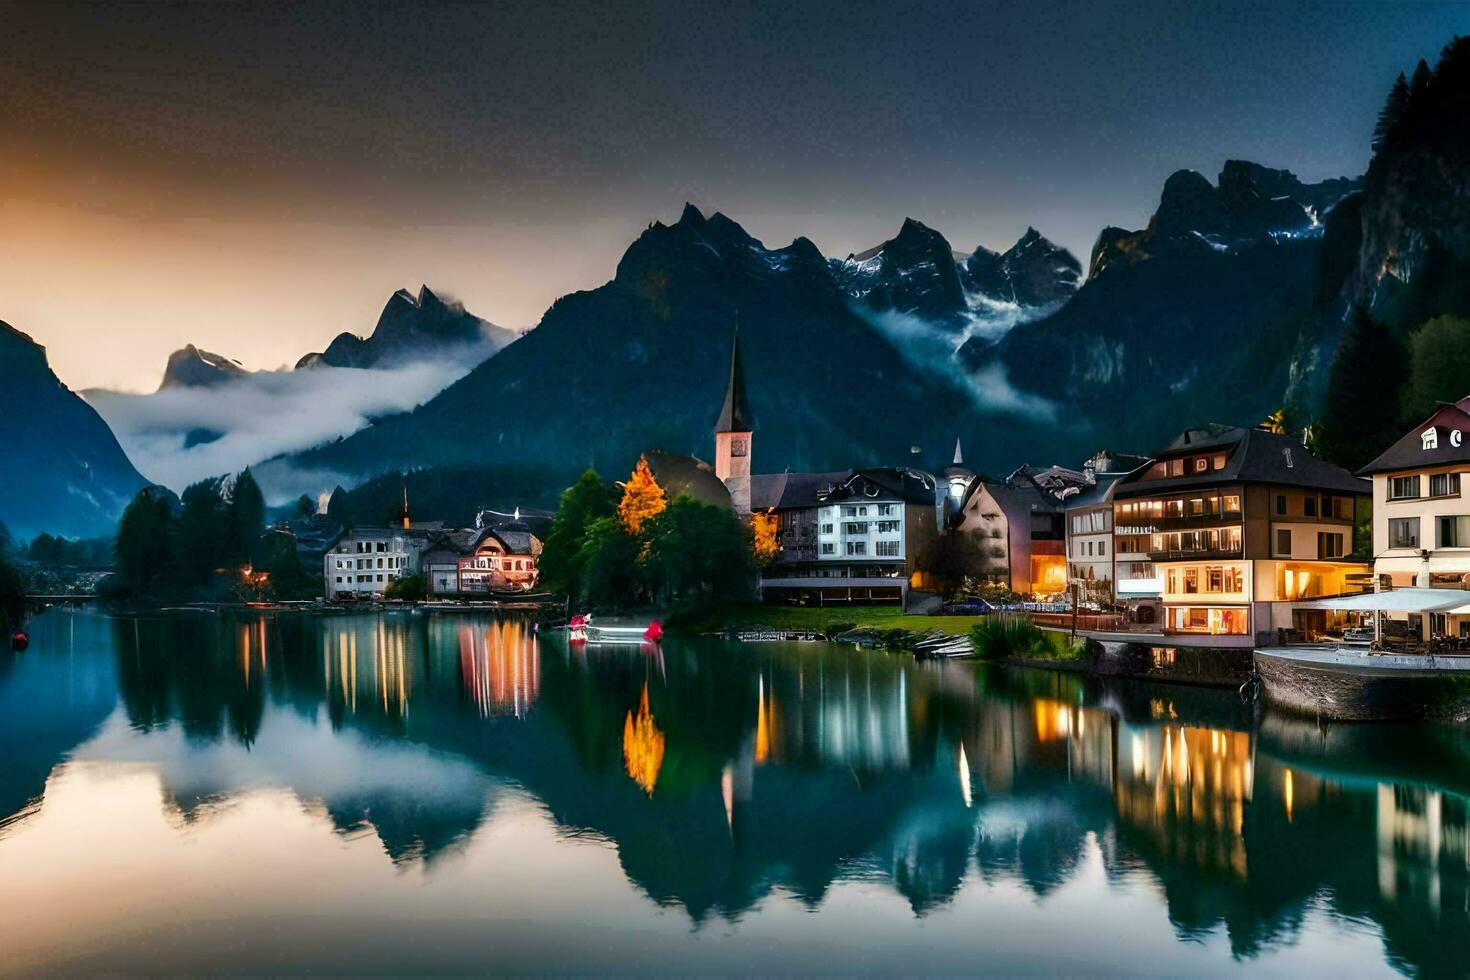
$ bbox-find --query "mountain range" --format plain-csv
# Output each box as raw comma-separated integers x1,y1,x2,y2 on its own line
11,38,1470,535
0,322,150,539
258,162,1363,503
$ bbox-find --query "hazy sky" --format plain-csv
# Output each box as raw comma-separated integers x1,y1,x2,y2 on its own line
1,0,1463,391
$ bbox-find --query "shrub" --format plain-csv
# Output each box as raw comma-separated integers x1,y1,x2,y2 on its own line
969,615,1092,662
384,573,427,601
970,614,1046,660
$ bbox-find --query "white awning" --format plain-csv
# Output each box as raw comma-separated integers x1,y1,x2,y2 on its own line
1309,588,1470,613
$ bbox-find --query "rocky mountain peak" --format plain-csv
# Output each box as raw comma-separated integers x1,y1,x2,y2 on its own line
962,227,1081,308
158,344,247,391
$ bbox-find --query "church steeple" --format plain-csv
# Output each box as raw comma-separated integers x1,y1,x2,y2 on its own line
714,317,753,515
953,438,964,466
715,321,751,434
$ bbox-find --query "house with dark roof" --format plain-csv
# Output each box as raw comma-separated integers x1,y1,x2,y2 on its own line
752,467,942,606
951,473,1068,596
1358,396,1470,637
1108,424,1371,644
457,522,542,593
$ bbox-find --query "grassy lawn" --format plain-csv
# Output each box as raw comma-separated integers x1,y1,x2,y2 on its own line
675,603,984,636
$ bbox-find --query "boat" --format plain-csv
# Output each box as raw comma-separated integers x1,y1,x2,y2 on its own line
566,616,662,646
9,631,28,652
1254,645,1470,721
913,634,974,660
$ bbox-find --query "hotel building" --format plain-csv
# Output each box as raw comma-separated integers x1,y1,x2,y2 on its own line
1110,426,1371,644
1359,396,1470,636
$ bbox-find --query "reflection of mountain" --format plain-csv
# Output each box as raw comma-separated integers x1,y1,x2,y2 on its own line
8,609,1470,973
0,613,119,838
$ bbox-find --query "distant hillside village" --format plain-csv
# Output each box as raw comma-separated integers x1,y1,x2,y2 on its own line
214,327,1470,653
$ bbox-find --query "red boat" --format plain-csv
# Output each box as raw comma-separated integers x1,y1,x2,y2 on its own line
9,632,28,652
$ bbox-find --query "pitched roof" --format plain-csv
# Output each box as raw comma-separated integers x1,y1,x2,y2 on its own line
1114,426,1369,497
642,450,733,509
1358,399,1470,475
471,525,540,555
750,470,849,510
714,328,752,433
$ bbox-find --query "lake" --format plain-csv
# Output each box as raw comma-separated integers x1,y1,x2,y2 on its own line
1,609,1466,976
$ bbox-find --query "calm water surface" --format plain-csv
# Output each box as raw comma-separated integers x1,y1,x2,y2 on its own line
2,609,1467,976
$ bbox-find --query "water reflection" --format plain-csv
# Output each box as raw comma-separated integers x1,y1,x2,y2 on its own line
2,609,1469,974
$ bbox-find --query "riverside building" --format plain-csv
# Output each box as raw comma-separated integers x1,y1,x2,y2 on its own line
1359,396,1470,637
1109,425,1371,644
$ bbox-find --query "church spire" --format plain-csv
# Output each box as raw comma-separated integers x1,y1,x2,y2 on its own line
953,438,963,466
715,316,751,434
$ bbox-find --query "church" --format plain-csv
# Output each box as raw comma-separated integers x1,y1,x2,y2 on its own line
706,328,944,609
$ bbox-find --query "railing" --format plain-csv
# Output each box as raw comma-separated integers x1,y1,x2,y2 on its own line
1029,612,1129,632
1146,549,1244,562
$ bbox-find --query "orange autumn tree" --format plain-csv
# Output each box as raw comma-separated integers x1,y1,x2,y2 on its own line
751,510,780,564
618,458,667,535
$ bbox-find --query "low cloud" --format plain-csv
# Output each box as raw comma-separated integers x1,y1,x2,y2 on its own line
855,307,1058,421
86,345,494,495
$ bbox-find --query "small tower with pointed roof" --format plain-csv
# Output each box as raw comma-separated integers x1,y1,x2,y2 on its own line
715,321,753,515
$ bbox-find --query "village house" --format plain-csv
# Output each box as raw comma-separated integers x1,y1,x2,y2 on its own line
324,525,429,599
948,464,1082,596
1062,451,1152,606
752,467,941,606
456,522,543,593
1358,396,1470,638
1109,425,1371,644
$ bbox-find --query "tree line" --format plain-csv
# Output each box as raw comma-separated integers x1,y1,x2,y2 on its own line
539,462,756,611
111,468,315,601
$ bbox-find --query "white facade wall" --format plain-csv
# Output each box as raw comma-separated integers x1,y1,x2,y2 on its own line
1373,467,1470,586
815,500,906,562
1065,504,1113,590
324,529,424,598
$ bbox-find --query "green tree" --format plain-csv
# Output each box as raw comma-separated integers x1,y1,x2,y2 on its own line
254,529,318,600
115,487,176,593
643,496,755,608
0,521,13,558
295,494,317,519
227,468,266,564
1401,315,1470,423
1315,307,1409,471
576,516,641,608
540,469,615,597
175,477,232,584
384,573,427,601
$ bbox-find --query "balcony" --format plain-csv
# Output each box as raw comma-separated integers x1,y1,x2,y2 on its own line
1147,548,1244,562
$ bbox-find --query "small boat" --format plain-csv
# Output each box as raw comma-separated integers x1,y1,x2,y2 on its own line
9,632,28,652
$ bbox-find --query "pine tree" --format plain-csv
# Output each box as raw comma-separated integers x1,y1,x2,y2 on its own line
115,487,175,592
1372,72,1410,151
1316,307,1409,471
227,468,266,565
617,458,667,536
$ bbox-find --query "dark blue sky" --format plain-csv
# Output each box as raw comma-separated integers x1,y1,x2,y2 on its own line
2,0,1465,388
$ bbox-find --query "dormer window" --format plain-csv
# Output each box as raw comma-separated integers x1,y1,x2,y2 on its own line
1423,428,1439,451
